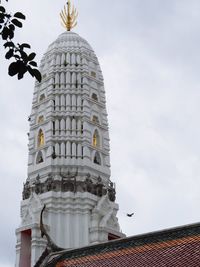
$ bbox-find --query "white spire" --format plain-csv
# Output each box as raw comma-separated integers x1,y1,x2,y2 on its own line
16,32,124,267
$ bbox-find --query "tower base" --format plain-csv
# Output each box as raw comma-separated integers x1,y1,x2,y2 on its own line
15,191,124,267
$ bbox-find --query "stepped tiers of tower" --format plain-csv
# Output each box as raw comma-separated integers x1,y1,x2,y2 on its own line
22,173,116,202
27,31,111,186
16,31,124,267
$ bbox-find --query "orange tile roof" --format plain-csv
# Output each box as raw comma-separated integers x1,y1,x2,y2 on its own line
56,235,200,267
42,222,200,267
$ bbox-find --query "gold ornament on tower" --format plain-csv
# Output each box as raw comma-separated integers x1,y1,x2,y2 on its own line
38,129,45,147
93,130,100,148
60,0,78,31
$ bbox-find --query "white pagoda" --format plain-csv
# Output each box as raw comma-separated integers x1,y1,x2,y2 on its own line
15,2,124,266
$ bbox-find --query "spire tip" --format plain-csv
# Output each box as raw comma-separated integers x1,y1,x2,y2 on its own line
60,0,78,31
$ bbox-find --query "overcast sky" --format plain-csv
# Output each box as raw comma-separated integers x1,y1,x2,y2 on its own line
1,0,200,266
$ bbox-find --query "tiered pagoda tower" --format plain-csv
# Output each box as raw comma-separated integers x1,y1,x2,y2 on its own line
15,2,124,267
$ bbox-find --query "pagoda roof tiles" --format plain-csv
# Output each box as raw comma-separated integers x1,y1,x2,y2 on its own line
38,222,200,267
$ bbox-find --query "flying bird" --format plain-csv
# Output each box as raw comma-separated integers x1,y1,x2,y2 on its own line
127,213,134,217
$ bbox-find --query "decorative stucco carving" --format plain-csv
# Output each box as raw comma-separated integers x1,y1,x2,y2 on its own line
21,191,43,225
91,195,120,231
22,173,116,203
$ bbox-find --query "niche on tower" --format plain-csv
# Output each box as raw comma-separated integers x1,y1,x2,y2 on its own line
93,151,101,165
37,129,45,148
39,93,46,102
91,92,98,102
92,114,100,124
36,151,44,164
37,115,44,124
92,129,100,148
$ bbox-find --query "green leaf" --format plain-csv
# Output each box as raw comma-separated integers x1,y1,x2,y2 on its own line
2,26,10,40
9,24,15,31
14,55,20,60
8,62,19,77
0,11,4,18
18,72,24,79
5,49,13,59
0,14,4,21
17,61,27,79
4,41,15,48
18,68,27,80
9,28,14,39
29,61,37,67
20,50,28,61
14,12,25,20
11,18,22,28
0,6,5,12
28,52,36,61
33,69,42,82
20,43,31,49
28,67,42,82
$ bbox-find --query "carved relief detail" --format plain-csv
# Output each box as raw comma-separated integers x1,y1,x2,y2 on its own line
22,173,116,203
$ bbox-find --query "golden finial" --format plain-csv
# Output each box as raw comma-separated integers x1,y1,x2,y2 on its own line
60,0,78,31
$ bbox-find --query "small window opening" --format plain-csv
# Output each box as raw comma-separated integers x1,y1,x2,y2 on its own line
39,94,45,102
92,115,99,124
64,60,68,67
94,151,101,165
91,93,98,101
70,142,73,158
81,146,84,159
36,151,44,164
38,115,44,124
52,121,55,135
76,144,78,159
76,120,78,134
52,146,56,159
91,71,96,78
53,100,56,110
59,120,61,135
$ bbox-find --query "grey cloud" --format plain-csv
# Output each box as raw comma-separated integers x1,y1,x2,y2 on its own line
1,1,200,266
